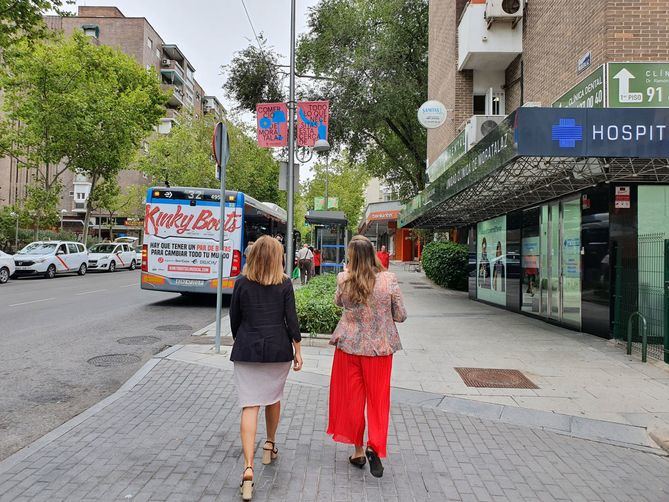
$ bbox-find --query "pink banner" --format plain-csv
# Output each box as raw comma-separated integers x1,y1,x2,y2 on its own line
256,102,288,148
297,101,329,147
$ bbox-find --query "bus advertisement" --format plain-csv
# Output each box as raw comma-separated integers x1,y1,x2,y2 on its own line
141,187,287,295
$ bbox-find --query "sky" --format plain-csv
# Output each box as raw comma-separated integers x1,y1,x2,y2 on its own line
68,0,321,112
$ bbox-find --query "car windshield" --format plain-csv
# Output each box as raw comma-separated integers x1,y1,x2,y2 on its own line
18,243,58,255
90,244,117,254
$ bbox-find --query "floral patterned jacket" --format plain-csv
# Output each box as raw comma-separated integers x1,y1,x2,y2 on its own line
330,271,407,356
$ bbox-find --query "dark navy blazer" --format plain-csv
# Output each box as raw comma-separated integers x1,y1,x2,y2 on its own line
229,276,301,362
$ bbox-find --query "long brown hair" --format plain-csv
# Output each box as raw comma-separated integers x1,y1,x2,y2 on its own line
244,235,286,286
341,235,382,305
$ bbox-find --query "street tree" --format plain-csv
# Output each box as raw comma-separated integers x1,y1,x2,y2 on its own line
0,33,167,244
23,182,61,238
136,115,283,205
0,0,73,49
302,155,369,232
223,0,428,197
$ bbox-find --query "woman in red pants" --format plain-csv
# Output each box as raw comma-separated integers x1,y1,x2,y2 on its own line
327,235,407,478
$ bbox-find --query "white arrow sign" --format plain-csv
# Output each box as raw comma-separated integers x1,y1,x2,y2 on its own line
614,68,643,103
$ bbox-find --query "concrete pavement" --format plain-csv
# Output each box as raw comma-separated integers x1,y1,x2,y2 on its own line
0,269,219,460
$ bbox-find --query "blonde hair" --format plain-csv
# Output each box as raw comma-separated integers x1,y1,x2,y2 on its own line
244,235,286,286
341,235,382,305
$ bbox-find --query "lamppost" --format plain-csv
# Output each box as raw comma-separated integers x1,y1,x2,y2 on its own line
60,209,67,232
9,211,18,251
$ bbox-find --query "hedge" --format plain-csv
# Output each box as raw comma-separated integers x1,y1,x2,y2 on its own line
295,273,342,335
421,241,468,291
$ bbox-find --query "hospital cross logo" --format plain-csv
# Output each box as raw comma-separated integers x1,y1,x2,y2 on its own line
551,118,583,148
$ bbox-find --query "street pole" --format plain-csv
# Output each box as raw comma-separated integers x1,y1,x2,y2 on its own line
285,0,297,275
324,153,329,202
213,122,230,354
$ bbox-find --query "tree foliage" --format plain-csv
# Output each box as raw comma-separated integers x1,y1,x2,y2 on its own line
0,0,73,49
222,33,285,111
135,115,283,205
301,155,369,232
0,33,167,243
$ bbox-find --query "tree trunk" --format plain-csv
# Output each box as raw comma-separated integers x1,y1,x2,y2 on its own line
108,211,114,241
81,175,98,245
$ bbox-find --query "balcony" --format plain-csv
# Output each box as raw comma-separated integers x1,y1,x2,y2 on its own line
160,59,185,85
161,83,184,108
458,0,523,71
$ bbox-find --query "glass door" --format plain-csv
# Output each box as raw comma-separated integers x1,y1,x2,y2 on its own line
549,202,561,320
561,197,582,329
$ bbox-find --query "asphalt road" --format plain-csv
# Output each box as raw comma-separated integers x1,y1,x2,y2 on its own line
0,268,224,460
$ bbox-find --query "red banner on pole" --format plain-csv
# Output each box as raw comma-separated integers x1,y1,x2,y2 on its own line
256,102,288,147
297,101,329,147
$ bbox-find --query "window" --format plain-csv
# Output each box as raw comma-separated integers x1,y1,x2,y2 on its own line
147,37,153,49
68,243,78,254
57,244,68,255
77,244,85,253
76,192,86,200
155,48,160,59
82,24,99,39
69,191,74,197
473,95,486,115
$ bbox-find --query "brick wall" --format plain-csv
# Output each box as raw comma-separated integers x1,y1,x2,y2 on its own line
607,0,669,60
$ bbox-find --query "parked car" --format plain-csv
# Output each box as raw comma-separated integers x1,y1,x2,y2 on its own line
88,243,137,272
113,237,143,265
13,241,88,279
0,251,16,284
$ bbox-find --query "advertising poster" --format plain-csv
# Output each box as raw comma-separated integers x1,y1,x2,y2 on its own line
143,202,242,282
256,102,288,147
297,101,329,147
477,215,507,306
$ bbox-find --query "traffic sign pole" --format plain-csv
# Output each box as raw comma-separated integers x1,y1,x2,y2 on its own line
212,122,230,354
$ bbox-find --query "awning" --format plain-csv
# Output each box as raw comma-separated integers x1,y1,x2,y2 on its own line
305,210,348,226
401,108,669,229
358,201,401,234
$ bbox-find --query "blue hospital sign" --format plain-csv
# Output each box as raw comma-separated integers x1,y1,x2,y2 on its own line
516,108,669,158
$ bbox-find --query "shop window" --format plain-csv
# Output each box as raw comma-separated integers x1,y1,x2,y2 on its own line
521,207,540,314
477,215,507,306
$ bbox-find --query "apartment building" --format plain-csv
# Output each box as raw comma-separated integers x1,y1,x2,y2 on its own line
401,0,669,358
0,6,224,235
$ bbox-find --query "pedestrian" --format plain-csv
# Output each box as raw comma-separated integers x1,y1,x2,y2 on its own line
296,243,314,285
229,235,303,501
308,246,316,277
313,248,322,275
376,244,390,270
327,235,407,478
243,240,255,259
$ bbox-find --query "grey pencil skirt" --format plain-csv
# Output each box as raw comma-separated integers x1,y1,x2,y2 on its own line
233,361,292,408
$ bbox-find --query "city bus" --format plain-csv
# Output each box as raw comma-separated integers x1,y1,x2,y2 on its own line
141,186,287,295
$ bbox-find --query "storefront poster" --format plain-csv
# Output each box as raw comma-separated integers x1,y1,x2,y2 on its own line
477,215,506,306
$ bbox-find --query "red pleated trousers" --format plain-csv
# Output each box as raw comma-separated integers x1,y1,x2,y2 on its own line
327,348,393,458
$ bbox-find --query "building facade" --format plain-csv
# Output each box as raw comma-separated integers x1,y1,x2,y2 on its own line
402,0,669,363
0,6,224,237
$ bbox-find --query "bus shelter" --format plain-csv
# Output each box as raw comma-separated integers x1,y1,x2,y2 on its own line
305,210,348,273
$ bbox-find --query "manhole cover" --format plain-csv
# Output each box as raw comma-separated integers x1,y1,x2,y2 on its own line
87,354,141,368
455,368,539,389
117,336,160,345
155,324,193,332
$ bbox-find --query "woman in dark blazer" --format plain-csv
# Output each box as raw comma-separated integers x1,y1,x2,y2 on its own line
230,236,303,501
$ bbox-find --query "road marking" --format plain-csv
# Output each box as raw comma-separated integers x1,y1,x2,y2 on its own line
120,283,137,288
75,289,107,296
9,298,56,307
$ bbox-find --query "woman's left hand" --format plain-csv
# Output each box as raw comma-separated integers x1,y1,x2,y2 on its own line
293,352,303,372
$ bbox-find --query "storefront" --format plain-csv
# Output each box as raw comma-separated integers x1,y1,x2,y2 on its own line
401,108,669,362
358,201,417,261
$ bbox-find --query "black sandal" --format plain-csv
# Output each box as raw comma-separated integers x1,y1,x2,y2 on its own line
240,466,254,500
349,455,367,468
366,448,384,478
262,440,278,465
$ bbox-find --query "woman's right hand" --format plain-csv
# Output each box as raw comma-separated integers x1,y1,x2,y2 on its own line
293,351,303,371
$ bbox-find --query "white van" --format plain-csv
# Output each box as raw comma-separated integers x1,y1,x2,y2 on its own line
13,241,88,279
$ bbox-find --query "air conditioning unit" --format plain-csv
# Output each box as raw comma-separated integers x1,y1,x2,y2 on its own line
485,0,524,27
522,101,543,107
161,59,171,67
465,115,505,150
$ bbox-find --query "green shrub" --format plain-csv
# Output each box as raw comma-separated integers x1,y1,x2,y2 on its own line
295,273,342,335
421,241,468,291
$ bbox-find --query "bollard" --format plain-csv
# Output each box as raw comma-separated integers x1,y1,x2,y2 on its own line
627,311,648,363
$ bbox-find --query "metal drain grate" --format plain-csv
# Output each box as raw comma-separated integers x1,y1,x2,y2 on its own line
117,336,160,345
87,354,141,368
455,367,539,389
155,324,193,332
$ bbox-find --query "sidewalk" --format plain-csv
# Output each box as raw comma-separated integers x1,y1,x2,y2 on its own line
1,267,669,501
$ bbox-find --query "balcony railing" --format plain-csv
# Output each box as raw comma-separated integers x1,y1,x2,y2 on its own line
160,60,185,85
161,83,184,108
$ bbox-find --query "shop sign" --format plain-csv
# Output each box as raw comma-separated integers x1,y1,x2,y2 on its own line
368,210,400,222
608,62,669,108
516,107,669,158
417,100,448,129
426,129,467,182
615,186,631,209
552,65,605,108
